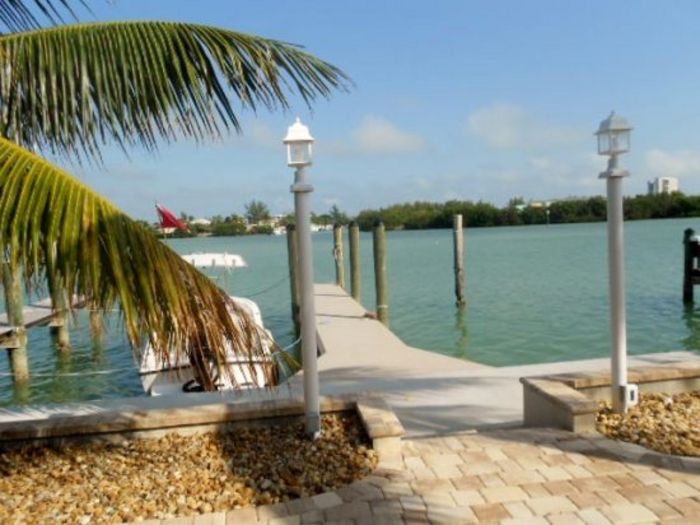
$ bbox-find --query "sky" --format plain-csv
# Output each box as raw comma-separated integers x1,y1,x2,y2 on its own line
58,1,700,220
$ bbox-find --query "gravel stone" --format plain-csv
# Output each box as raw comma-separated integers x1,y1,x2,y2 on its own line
0,413,377,524
596,390,700,457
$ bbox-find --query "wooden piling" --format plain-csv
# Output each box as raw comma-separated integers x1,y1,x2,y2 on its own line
333,223,346,290
1,261,28,382
349,221,361,302
684,228,696,303
373,221,389,326
286,224,301,336
49,291,71,351
453,214,466,307
89,304,104,341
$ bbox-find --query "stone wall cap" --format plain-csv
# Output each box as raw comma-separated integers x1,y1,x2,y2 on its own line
523,360,700,389
522,378,597,415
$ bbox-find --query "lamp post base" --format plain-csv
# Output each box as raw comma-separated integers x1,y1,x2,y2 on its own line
305,412,321,438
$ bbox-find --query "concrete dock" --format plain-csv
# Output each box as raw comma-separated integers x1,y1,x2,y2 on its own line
291,284,698,437
0,295,84,341
0,297,56,337
0,283,696,439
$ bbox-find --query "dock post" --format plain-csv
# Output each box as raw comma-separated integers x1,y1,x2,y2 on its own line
50,291,71,351
286,224,301,336
89,304,104,342
349,221,361,302
1,261,29,382
373,220,389,326
684,228,696,303
333,223,346,289
453,214,466,308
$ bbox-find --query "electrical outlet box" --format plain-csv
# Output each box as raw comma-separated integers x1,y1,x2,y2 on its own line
622,384,639,407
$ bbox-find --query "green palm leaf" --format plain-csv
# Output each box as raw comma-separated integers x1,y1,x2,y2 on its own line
0,21,350,160
0,0,87,32
0,137,275,389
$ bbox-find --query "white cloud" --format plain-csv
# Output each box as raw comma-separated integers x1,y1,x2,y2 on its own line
524,154,601,192
319,115,427,157
245,121,279,149
351,115,426,154
413,177,433,190
467,104,586,151
527,156,553,171
645,148,700,178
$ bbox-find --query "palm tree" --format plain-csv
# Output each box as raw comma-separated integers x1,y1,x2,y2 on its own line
0,1,349,389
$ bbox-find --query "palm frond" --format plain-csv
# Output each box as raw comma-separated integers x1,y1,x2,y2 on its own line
0,137,274,389
0,21,350,160
0,0,87,32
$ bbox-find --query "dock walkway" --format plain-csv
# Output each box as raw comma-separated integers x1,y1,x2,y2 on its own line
0,283,696,438
0,297,56,337
0,295,84,340
290,284,697,437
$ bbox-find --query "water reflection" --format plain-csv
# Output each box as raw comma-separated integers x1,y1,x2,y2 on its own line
682,304,700,350
453,307,469,359
11,377,30,404
50,342,75,403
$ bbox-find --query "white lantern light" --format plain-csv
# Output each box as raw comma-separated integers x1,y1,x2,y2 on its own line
283,117,314,167
595,111,632,156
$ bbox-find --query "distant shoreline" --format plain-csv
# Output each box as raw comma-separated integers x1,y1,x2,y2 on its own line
353,192,700,231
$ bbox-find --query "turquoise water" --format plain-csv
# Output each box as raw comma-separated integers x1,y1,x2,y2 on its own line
1,218,699,406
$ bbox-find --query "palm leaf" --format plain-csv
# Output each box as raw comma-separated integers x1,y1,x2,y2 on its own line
0,0,87,32
0,137,275,389
0,21,350,160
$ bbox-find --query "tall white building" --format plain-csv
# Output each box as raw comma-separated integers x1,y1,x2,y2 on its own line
647,177,679,195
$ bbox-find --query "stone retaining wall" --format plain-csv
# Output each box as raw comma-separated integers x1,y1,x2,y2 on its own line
0,393,405,462
520,359,700,432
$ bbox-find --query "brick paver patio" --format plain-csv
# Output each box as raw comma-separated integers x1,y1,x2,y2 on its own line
154,427,700,524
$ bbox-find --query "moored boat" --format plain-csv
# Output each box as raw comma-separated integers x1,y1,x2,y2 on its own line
138,252,277,396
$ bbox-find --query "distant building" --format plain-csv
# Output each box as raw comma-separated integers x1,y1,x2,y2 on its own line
647,177,679,195
190,218,211,226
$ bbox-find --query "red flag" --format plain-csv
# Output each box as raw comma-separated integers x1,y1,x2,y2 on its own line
156,203,189,231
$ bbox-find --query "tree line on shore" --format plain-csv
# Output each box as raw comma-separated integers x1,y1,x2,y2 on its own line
159,200,350,237
354,192,700,231
161,192,700,237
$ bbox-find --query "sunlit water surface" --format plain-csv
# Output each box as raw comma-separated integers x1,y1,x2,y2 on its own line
2,218,698,406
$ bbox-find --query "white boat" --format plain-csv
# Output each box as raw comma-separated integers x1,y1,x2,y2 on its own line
138,253,277,396
180,252,248,268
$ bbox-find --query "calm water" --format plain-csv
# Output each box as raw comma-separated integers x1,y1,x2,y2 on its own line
2,218,699,406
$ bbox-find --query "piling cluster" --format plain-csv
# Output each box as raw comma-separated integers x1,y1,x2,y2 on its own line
312,214,466,332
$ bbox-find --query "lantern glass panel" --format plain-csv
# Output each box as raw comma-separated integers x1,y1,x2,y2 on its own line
287,142,312,166
598,129,630,155
597,133,610,155
611,130,630,154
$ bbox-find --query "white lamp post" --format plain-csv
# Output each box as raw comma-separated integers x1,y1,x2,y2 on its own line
284,117,320,437
596,111,638,414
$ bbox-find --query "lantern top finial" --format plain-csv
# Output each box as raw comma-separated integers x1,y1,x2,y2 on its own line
283,117,314,144
596,111,632,136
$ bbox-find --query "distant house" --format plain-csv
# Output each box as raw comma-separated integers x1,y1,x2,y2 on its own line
190,218,212,226
647,177,679,195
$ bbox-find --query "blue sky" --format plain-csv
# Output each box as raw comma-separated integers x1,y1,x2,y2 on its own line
63,1,700,220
